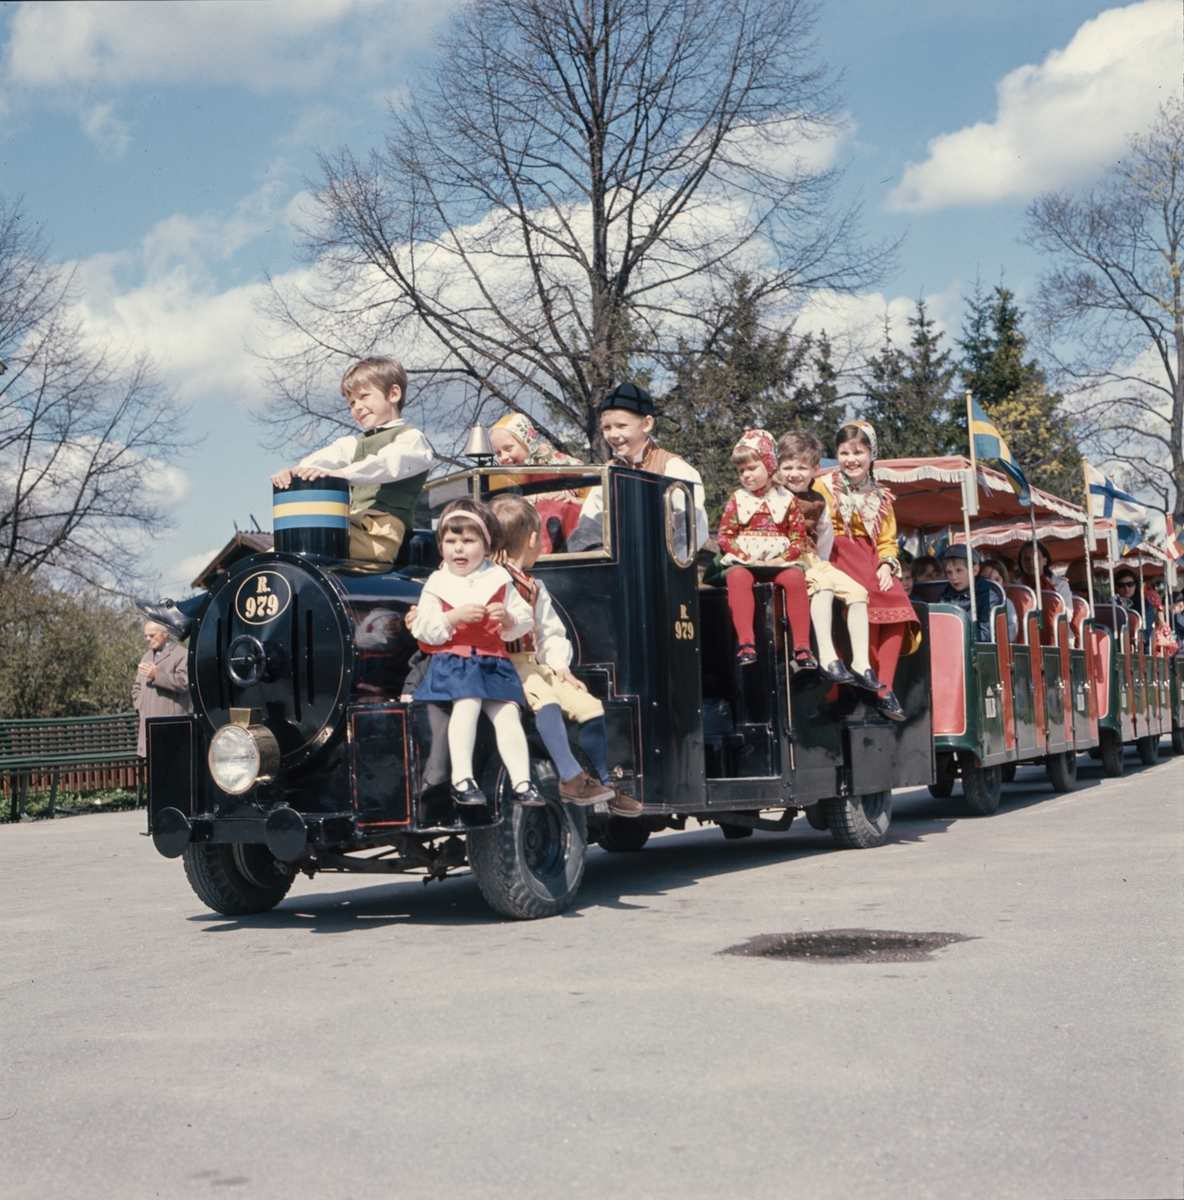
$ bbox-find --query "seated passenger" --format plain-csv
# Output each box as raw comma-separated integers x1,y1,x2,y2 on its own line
489,413,587,553
910,554,944,585
136,355,432,638
937,545,996,642
776,430,876,688
1018,542,1072,606
1113,567,1159,648
569,383,709,553
979,557,1018,641
489,494,641,818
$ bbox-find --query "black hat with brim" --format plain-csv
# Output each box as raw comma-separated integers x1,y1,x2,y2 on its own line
599,382,654,416
941,543,980,565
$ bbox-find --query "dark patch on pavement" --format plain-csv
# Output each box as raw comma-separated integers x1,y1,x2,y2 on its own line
721,928,974,963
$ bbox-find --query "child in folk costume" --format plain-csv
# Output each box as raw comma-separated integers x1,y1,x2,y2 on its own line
813,421,921,722
716,430,814,667
489,413,587,553
408,499,544,809
774,430,875,687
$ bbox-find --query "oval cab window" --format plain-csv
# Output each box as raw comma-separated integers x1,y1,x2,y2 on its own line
664,481,695,568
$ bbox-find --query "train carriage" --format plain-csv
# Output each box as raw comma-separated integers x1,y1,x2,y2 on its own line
145,460,933,920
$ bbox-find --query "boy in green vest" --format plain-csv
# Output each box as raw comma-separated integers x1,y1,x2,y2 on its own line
271,356,433,567
134,357,431,638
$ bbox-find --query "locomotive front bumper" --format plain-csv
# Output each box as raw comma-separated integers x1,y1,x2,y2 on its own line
151,806,356,861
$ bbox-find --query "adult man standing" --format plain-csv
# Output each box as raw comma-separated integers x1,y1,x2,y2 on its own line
132,622,190,756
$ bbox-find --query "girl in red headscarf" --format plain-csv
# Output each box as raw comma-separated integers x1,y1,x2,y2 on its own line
715,429,815,667
814,421,921,721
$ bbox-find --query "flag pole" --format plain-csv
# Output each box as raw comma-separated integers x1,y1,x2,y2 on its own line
1082,457,1096,617
965,390,977,629
1028,503,1042,614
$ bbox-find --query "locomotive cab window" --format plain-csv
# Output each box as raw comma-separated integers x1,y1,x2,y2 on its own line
664,481,695,568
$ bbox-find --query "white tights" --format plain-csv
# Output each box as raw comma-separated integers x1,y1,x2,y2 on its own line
448,698,531,788
810,592,871,674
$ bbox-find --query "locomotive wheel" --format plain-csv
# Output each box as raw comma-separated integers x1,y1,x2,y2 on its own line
1172,726,1184,756
597,818,651,853
1045,751,1078,794
959,754,1002,816
1000,762,1017,784
182,843,294,916
825,791,892,849
1100,728,1125,777
1136,734,1160,766
467,759,587,919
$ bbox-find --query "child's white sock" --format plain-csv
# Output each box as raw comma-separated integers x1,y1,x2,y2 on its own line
847,601,871,674
447,697,482,785
810,590,839,662
484,699,531,788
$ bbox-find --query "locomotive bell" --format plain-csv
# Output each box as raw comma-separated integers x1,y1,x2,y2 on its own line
463,422,494,464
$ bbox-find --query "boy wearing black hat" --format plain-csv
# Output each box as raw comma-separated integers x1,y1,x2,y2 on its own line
938,545,996,642
590,382,709,549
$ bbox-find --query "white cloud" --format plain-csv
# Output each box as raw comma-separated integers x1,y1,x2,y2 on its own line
886,0,1182,213
3,0,439,92
79,100,129,156
794,283,965,348
161,548,224,595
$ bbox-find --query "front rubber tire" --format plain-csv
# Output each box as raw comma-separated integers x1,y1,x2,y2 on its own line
1172,725,1184,756
182,843,294,916
467,758,587,919
826,791,892,849
1100,728,1125,777
1136,734,1160,766
927,779,955,799
960,754,1002,816
1046,750,1078,793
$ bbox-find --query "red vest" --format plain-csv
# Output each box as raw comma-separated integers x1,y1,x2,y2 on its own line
417,585,511,659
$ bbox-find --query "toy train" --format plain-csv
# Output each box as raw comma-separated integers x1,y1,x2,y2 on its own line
144,458,1184,920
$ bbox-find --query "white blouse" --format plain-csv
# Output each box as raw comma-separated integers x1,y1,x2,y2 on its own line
409,561,533,646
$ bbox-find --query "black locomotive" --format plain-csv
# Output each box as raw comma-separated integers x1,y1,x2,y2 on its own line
146,464,933,919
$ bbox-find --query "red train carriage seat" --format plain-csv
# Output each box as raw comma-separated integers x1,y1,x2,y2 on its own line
1006,584,1037,643
1070,596,1089,648
1040,591,1064,646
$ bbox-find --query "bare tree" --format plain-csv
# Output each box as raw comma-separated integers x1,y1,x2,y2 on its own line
0,198,188,587
1024,98,1184,518
263,0,890,459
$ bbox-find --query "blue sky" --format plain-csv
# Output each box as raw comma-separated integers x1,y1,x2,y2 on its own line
1,0,1178,593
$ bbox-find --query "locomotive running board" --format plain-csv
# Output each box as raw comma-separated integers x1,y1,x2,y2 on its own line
704,777,788,805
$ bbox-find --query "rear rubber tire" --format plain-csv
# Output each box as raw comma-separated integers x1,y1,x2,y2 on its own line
1087,746,1103,761
960,755,1002,816
1000,762,1017,783
467,758,587,919
597,818,651,853
927,779,954,799
1137,734,1160,766
1100,728,1125,778
826,791,892,849
1172,726,1184,756
1046,750,1078,793
182,843,294,916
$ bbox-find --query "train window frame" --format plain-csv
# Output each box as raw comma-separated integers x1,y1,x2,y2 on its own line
419,464,614,563
663,481,696,568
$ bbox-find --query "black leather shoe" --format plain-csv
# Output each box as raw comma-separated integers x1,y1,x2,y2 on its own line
852,667,884,693
876,691,907,722
451,778,487,806
820,659,855,685
793,649,820,673
513,782,546,807
133,598,194,640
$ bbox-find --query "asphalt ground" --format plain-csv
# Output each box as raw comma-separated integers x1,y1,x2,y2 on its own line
2,748,1182,1200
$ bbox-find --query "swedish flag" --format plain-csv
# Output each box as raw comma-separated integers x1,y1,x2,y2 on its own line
969,397,1031,506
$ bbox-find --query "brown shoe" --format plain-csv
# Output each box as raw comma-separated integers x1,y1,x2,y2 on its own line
559,771,615,805
608,789,643,818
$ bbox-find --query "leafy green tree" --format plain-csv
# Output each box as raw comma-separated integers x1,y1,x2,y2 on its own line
0,576,144,719
860,300,961,458
959,284,1081,500
658,278,845,522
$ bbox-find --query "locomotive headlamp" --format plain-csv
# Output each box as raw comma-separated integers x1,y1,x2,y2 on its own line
208,715,280,795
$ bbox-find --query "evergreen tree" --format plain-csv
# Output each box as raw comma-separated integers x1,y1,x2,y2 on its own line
659,278,844,522
958,285,1081,500
860,300,961,458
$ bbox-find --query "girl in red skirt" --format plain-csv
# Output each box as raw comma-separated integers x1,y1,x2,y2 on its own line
814,421,921,721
